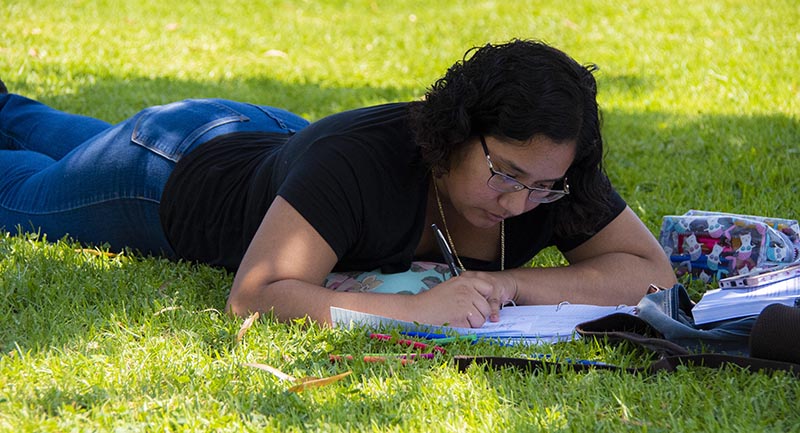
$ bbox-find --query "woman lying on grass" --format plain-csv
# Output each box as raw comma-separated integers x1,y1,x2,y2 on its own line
0,39,677,328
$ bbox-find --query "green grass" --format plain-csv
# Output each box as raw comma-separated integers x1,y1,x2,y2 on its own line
2,0,799,431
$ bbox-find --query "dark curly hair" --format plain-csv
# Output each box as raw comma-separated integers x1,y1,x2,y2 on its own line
408,39,613,236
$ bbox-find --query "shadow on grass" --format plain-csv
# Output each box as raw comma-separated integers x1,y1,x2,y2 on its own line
12,65,422,122
1,71,421,356
602,109,800,230
0,231,235,354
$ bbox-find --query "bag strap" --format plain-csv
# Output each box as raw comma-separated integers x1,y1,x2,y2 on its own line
453,355,640,375
453,354,799,377
648,354,799,375
574,312,692,357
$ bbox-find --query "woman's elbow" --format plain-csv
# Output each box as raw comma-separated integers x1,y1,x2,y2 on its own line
225,291,252,318
648,250,678,288
225,281,266,318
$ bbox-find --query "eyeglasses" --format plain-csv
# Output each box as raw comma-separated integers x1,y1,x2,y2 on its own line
480,135,570,203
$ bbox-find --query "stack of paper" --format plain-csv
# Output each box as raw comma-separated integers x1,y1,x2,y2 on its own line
331,304,637,345
692,277,800,325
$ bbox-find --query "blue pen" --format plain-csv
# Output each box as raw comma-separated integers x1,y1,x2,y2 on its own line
428,334,479,344
432,223,460,277
400,331,448,339
400,331,479,344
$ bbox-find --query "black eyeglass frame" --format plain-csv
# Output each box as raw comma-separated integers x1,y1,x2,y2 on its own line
480,135,570,203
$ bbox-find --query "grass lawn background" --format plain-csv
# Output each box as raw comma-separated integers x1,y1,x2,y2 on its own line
1,0,799,431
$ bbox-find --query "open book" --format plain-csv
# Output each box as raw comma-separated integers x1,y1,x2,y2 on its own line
692,275,800,325
331,303,637,345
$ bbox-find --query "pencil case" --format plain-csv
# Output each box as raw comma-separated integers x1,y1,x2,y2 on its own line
658,210,800,281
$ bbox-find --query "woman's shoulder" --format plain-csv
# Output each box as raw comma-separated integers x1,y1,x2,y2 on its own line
298,102,411,138
317,102,410,121
280,102,417,165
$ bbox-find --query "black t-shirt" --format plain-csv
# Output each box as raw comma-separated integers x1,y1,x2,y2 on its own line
160,102,626,272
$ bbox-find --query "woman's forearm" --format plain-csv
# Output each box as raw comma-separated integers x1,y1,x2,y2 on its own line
227,278,415,324
509,251,677,306
227,275,506,328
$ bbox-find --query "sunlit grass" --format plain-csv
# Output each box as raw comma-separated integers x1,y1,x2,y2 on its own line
1,0,799,431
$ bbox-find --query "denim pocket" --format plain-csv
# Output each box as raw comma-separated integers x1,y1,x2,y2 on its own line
131,99,249,162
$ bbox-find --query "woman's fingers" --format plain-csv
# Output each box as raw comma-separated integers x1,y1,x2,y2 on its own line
466,299,492,328
456,271,508,322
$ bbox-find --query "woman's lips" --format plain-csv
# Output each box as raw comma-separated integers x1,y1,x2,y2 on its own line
486,211,506,223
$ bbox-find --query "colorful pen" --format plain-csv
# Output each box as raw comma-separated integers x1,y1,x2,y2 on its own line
329,353,437,364
399,331,448,339
400,331,478,344
427,334,478,344
369,333,446,353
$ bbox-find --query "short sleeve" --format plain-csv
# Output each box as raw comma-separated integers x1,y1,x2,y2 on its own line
268,103,426,272
277,137,365,260
275,133,428,272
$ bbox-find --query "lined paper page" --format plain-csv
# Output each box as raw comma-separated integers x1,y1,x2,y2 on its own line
331,304,636,344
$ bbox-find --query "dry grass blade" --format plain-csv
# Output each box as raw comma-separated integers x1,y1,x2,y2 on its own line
243,363,352,393
154,306,182,316
74,248,117,258
236,312,260,342
243,362,296,382
287,371,352,393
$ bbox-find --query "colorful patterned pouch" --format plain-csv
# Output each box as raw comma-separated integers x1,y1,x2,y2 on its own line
658,210,800,281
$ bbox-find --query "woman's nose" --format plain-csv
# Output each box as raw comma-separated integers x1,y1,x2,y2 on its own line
498,190,534,217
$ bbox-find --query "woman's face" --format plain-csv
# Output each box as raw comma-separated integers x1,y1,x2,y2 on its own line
439,134,576,229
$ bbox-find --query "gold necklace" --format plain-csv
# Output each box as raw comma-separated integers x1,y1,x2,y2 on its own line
432,177,505,272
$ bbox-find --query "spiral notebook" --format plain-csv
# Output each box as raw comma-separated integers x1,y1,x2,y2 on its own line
331,303,637,345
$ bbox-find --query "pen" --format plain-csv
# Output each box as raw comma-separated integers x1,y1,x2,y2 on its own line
330,353,437,361
369,333,447,353
427,334,478,344
400,331,448,339
432,223,460,277
400,331,478,345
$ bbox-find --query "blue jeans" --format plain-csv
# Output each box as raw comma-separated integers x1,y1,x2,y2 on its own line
0,94,309,256
637,284,755,354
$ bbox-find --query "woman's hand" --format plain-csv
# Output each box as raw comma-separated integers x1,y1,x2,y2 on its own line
404,271,518,327
458,270,519,321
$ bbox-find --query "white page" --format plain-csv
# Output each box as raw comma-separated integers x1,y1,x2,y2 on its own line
461,304,637,337
331,304,636,344
692,276,800,324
